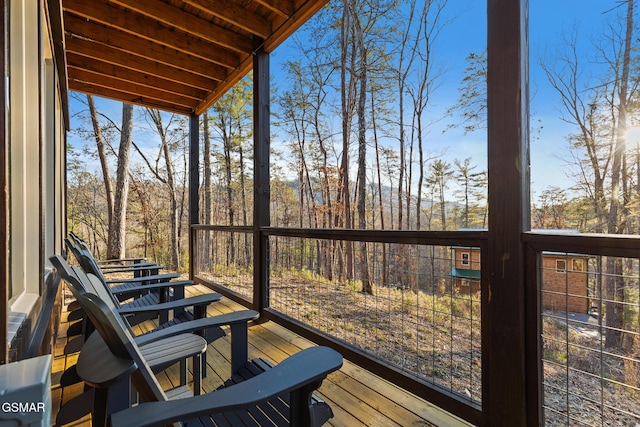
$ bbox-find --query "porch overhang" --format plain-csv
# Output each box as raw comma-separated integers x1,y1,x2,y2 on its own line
60,0,329,115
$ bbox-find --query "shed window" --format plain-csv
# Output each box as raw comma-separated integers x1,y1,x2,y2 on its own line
571,259,584,272
461,252,470,266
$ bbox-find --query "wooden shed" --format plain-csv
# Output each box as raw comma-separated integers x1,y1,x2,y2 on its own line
451,245,591,314
540,252,590,314
451,246,482,294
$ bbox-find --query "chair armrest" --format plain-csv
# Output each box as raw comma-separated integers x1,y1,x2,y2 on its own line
134,310,259,345
99,262,162,272
105,273,180,284
134,309,256,371
97,257,147,264
117,293,221,315
110,346,343,427
110,280,194,297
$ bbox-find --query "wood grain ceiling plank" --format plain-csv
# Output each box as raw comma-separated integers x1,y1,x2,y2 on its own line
64,12,228,81
66,36,217,91
181,0,271,39
68,66,197,109
252,0,292,19
107,0,253,54
66,53,208,101
69,80,193,115
63,0,242,68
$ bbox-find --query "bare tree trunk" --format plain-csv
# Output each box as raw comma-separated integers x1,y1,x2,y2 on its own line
142,109,180,270
396,1,418,230
237,134,250,265
203,112,212,269
107,103,133,259
222,127,235,265
130,176,152,257
163,134,180,271
372,85,388,286
605,0,634,350
340,0,354,280
351,1,372,294
87,95,114,235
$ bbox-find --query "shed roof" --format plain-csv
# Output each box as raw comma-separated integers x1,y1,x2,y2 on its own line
451,268,481,280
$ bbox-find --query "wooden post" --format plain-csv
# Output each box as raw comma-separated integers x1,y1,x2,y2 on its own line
253,40,270,313
486,0,530,425
189,113,199,281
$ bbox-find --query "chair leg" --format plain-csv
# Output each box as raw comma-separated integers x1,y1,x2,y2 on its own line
92,388,108,427
201,350,207,379
193,354,202,396
108,379,131,414
180,360,187,386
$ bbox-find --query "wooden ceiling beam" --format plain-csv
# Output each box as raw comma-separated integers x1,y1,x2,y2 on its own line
107,0,254,53
66,36,217,91
181,0,271,39
69,80,193,115
195,59,252,115
68,66,197,109
64,12,228,81
194,0,330,113
263,0,330,52
66,53,208,101
63,0,242,67
252,0,292,19
61,0,329,115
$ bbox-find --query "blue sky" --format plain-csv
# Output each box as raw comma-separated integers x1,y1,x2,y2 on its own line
528,1,621,195
70,0,625,201
431,0,622,197
268,0,620,198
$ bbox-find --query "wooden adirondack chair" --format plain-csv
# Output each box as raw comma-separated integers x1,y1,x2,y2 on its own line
63,240,223,331
70,273,343,427
51,255,259,379
65,237,185,302
69,231,148,267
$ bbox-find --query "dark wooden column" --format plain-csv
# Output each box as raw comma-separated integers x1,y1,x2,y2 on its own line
253,41,270,313
0,0,7,365
485,0,530,425
189,113,199,280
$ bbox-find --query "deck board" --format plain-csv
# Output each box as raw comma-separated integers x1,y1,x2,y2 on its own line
52,283,471,426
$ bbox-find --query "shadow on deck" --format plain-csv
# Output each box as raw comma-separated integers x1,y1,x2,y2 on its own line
51,283,471,426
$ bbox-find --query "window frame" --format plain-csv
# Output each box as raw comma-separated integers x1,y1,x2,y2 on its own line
461,252,470,266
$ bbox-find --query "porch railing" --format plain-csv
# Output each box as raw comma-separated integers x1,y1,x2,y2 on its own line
192,226,640,425
193,225,486,424
525,232,640,426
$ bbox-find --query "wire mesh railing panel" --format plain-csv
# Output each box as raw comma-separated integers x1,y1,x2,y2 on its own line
268,236,482,404
540,253,640,426
193,228,253,301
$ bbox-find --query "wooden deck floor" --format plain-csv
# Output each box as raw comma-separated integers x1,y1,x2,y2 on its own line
51,283,472,427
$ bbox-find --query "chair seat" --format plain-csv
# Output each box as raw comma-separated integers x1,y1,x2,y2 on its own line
77,331,207,388
142,333,207,372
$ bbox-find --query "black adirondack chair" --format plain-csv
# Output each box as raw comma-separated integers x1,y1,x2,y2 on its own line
51,255,259,379
61,257,343,427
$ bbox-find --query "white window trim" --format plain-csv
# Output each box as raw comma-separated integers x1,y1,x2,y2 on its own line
461,252,470,266
9,0,41,304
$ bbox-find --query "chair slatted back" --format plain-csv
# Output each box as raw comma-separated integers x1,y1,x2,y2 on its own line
65,237,109,283
50,255,168,404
